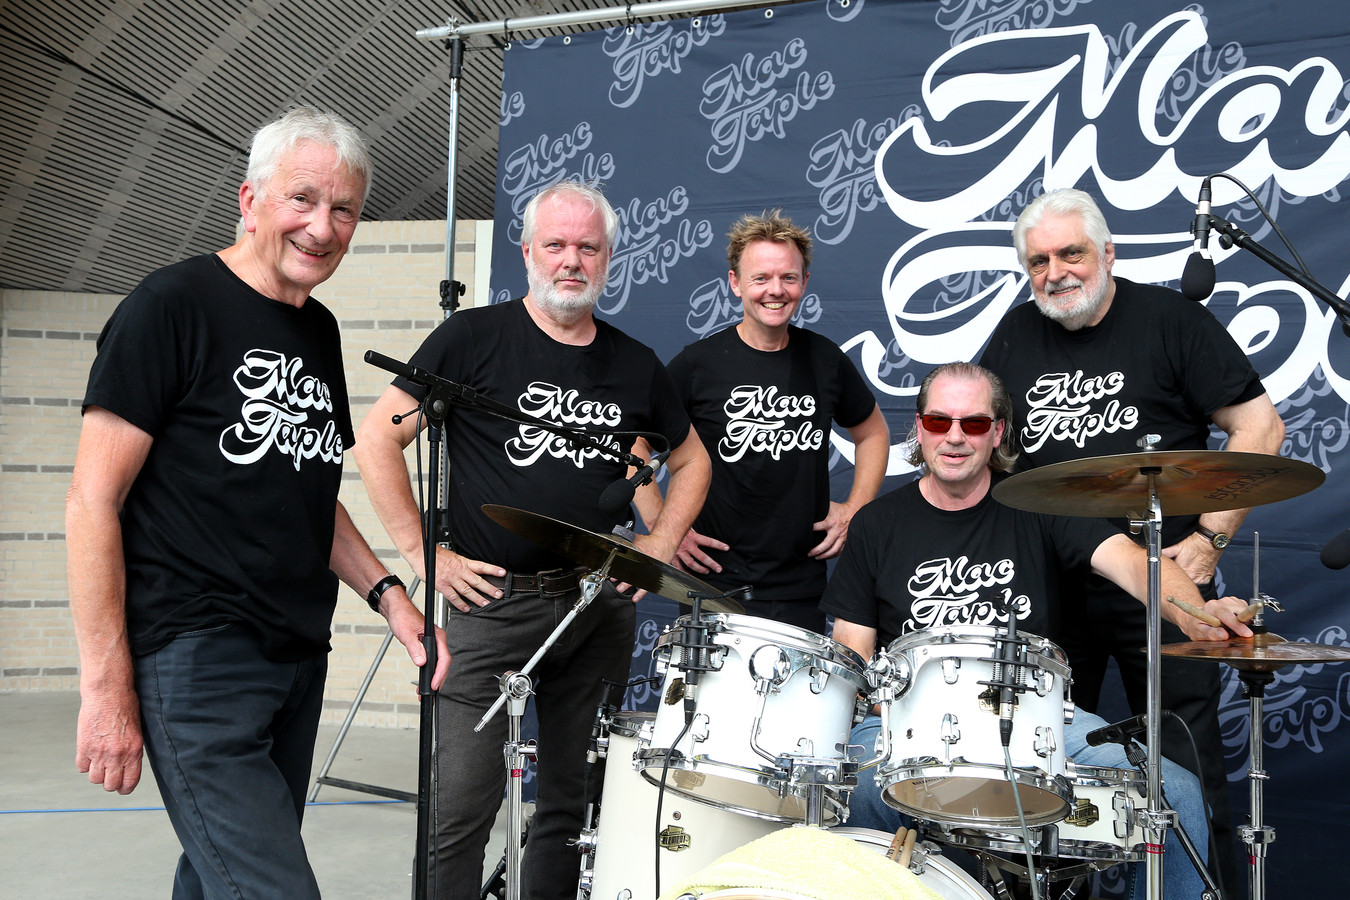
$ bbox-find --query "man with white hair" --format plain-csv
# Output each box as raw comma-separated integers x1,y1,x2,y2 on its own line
356,179,711,900
67,107,448,899
980,187,1286,891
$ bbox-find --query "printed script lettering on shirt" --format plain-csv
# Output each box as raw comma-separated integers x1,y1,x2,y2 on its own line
507,382,623,468
219,349,342,470
719,384,824,462
1020,370,1140,452
906,554,1031,631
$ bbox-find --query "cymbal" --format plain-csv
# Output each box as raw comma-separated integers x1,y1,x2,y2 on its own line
992,450,1324,517
1160,632,1350,672
482,505,743,614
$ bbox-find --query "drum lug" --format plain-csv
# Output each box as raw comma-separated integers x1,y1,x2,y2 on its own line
941,713,961,748
810,666,829,695
1114,785,1136,839
941,656,961,684
1034,725,1057,758
690,712,710,743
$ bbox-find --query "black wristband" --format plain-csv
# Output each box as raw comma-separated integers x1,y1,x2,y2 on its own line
366,574,405,612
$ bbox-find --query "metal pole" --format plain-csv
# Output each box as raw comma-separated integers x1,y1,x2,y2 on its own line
416,0,809,42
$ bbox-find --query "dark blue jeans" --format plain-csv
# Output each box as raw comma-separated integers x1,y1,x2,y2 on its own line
135,622,327,900
431,581,634,900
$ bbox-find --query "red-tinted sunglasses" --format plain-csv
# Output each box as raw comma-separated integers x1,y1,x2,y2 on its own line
918,414,995,436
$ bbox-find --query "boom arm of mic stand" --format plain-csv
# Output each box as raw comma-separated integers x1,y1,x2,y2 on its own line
1209,215,1350,331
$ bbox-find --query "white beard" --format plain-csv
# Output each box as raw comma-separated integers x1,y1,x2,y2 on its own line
1034,256,1111,331
527,255,605,325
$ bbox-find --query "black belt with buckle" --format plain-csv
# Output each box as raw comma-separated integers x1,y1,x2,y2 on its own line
497,567,582,597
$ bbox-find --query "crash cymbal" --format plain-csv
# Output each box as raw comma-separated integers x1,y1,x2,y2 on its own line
482,505,743,613
992,450,1324,517
1159,632,1350,673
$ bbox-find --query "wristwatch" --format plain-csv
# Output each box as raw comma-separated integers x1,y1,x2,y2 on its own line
366,574,405,612
1194,524,1231,550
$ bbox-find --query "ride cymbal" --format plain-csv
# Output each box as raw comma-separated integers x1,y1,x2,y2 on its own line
482,504,743,613
993,450,1324,517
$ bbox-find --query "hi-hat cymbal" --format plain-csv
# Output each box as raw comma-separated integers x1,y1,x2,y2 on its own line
482,504,743,613
1160,632,1350,673
992,450,1324,517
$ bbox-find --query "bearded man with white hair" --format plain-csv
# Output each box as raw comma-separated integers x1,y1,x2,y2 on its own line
356,179,710,900
980,187,1285,892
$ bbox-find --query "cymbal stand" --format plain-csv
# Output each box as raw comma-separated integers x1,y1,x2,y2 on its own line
1237,532,1275,900
473,551,619,900
1125,435,1176,900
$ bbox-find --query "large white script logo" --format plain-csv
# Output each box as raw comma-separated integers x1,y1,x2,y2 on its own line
507,382,623,467
219,349,341,470
719,385,823,462
858,10,1350,405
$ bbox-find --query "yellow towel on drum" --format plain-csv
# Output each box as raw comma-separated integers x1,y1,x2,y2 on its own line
657,825,945,900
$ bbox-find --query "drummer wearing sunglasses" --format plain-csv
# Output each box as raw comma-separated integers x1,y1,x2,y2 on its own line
822,362,1251,900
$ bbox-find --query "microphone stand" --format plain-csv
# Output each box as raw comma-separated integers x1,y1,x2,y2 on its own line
1206,213,1350,334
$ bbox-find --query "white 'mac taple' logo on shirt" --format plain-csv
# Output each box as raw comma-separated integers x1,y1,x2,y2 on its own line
508,381,623,468
219,349,342,470
719,384,824,462
905,555,1031,632
1020,370,1139,452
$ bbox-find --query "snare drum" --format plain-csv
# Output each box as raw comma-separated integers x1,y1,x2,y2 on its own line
871,626,1074,827
925,764,1146,863
580,711,784,900
639,615,869,823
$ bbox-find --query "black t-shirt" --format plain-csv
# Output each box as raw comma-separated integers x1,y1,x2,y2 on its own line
83,254,354,661
820,476,1115,654
394,299,692,572
980,277,1266,545
666,325,878,599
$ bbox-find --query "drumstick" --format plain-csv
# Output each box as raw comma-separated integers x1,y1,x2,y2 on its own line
1236,602,1263,623
885,826,907,861
1167,595,1222,627
897,827,919,868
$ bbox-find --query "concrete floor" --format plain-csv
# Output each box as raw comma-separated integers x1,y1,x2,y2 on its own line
0,691,514,900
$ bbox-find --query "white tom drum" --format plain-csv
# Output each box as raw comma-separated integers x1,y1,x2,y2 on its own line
925,764,1147,863
870,625,1074,827
640,615,869,823
580,711,784,900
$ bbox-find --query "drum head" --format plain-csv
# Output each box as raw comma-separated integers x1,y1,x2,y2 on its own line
885,770,1070,827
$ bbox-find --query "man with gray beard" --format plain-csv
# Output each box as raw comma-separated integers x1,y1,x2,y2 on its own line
980,187,1285,892
355,179,710,900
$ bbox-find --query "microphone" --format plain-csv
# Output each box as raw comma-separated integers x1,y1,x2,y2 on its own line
598,449,670,518
1180,176,1216,301
997,613,1020,748
1086,713,1150,747
1321,528,1350,570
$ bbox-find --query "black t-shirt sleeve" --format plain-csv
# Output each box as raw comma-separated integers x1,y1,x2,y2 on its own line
820,500,883,627
831,343,879,429
84,284,186,436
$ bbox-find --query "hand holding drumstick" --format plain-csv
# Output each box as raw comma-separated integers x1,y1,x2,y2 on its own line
1167,595,1259,638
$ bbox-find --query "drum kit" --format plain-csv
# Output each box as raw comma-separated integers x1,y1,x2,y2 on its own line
478,444,1349,900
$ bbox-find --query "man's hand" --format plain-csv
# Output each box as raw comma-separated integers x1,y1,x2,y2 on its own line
430,546,505,612
671,527,729,574
382,587,451,691
809,500,855,560
1162,532,1223,586
76,684,143,795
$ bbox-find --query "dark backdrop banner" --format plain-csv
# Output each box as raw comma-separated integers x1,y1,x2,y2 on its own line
489,0,1350,890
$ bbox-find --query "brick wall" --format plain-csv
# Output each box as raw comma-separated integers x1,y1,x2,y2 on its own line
0,218,493,730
